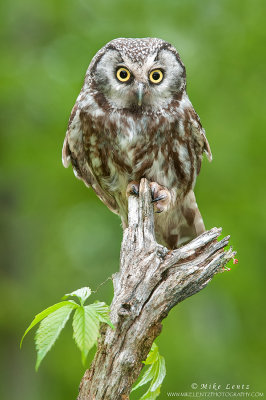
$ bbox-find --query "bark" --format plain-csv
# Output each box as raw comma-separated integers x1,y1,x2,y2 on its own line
77,178,235,400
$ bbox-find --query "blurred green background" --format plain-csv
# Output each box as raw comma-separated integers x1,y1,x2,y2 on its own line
1,0,266,398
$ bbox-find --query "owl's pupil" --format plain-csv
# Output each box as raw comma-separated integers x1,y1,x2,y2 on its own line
120,70,128,79
152,72,160,81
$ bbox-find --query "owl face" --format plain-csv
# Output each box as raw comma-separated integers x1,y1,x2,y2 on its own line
89,38,186,111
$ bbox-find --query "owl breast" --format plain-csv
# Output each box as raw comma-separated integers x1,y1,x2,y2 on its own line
80,104,200,211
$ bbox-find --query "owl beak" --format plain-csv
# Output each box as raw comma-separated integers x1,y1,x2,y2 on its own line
137,83,144,106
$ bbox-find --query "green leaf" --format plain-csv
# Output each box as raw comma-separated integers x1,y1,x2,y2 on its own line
20,301,77,348
72,305,100,365
35,303,76,370
150,355,166,392
140,385,161,400
131,342,166,399
143,343,159,365
21,287,114,371
89,302,114,329
63,287,91,305
131,363,157,392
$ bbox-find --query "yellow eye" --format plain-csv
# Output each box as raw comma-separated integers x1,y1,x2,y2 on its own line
116,67,131,82
149,69,164,84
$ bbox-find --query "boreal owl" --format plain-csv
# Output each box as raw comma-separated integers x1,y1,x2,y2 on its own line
62,38,212,249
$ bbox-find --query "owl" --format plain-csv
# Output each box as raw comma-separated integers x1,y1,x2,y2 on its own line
62,38,212,249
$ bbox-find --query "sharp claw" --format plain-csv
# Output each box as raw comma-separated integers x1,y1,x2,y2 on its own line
126,182,140,198
129,185,139,196
151,195,167,203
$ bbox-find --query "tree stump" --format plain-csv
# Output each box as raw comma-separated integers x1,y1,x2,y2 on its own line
77,178,235,400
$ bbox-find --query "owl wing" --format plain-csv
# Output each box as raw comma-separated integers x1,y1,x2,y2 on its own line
190,115,212,164
62,104,85,178
177,108,212,246
62,104,119,214
201,127,212,162
62,103,96,188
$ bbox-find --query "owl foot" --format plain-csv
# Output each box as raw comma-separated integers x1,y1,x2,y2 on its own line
150,182,171,213
126,181,171,213
126,181,140,197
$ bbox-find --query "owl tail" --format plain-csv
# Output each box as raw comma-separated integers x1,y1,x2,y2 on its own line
178,190,206,246
157,190,206,249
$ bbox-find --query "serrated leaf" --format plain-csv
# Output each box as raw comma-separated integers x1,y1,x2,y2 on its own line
89,302,114,329
20,301,77,348
72,305,100,365
150,355,166,392
131,342,166,399
35,303,75,370
131,363,157,392
63,287,91,305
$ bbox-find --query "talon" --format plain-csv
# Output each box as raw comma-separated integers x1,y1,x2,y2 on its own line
151,195,167,203
131,186,139,195
126,181,140,198
149,181,171,213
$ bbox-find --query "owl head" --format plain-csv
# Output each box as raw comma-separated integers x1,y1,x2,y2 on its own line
87,38,186,111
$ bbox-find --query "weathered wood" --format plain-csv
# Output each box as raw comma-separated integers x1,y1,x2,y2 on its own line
77,178,235,400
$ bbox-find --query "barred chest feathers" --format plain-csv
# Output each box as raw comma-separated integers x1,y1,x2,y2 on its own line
82,103,201,200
